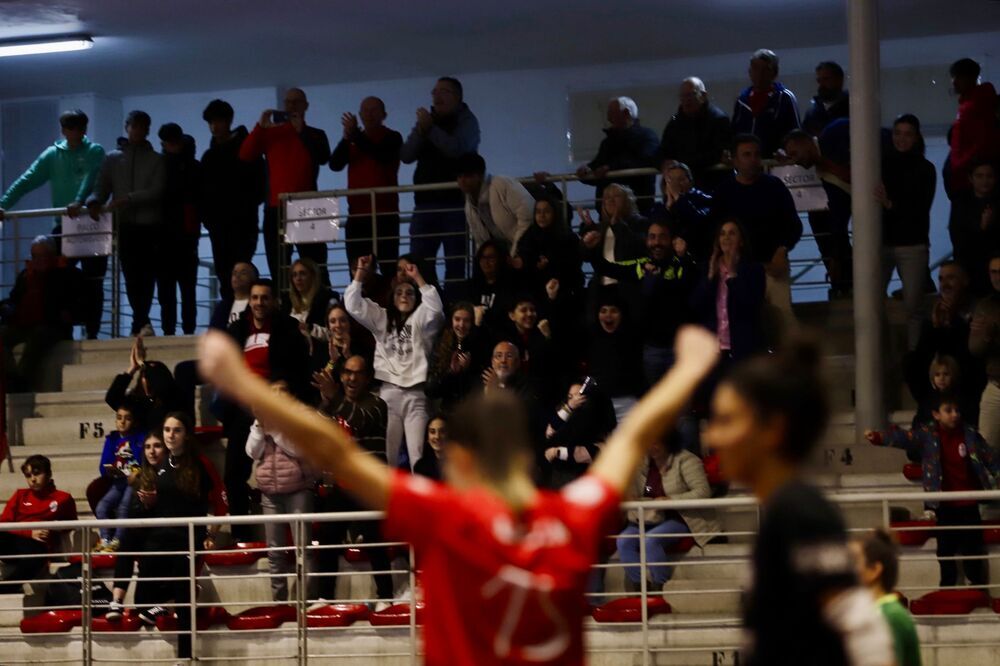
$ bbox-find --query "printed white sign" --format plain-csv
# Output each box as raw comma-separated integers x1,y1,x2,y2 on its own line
769,165,829,213
61,213,112,257
285,197,341,244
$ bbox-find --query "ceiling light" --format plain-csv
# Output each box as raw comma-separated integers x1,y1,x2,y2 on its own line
0,36,93,58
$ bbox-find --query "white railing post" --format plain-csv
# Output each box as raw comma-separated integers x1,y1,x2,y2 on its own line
638,509,650,666
409,544,418,665
187,522,198,663
297,517,308,665
80,526,93,666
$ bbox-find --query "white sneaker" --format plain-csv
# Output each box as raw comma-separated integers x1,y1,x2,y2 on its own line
374,601,392,613
307,598,329,613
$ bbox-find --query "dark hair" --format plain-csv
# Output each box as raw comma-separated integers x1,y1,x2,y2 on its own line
448,392,531,483
125,110,152,129
858,529,900,591
136,429,165,491
386,273,423,335
21,455,52,477
432,302,476,377
782,128,813,147
968,157,997,176
158,122,184,144
949,58,981,80
163,411,202,497
59,109,88,131
438,76,464,99
139,360,177,405
815,61,844,78
456,152,486,176
892,113,926,156
250,278,274,294
732,133,761,153
202,99,234,123
533,196,566,231
722,337,829,462
508,294,537,312
932,391,961,412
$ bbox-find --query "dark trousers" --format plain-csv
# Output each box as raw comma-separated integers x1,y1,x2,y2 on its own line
936,503,987,588
408,205,467,283
134,528,201,659
119,224,160,334
0,532,48,592
157,231,199,335
0,324,65,392
344,212,400,274
263,206,329,284
315,486,394,600
80,256,109,339
206,211,259,301
222,411,255,542
807,209,853,294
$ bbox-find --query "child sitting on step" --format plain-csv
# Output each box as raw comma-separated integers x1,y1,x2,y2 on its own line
94,403,145,551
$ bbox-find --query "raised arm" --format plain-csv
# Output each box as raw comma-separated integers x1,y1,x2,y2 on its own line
198,330,391,509
590,326,718,494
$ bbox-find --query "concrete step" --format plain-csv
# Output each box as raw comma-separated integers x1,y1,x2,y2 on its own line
22,415,128,449
74,335,199,365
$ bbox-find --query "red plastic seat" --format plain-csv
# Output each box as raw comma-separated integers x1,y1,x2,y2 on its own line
983,521,1000,545
592,596,672,623
993,597,1000,614
226,604,296,630
344,547,368,564
20,610,83,634
66,553,117,570
155,606,232,632
909,590,991,615
703,452,724,486
890,520,935,547
369,602,425,626
902,463,922,482
306,603,370,628
194,425,224,447
203,541,268,567
92,611,142,632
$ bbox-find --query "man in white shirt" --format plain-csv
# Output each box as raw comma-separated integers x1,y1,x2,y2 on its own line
456,153,536,258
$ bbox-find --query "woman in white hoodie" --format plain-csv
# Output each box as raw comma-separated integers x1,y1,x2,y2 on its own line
345,255,444,469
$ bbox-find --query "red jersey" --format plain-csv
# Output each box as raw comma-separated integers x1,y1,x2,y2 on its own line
243,319,271,379
383,471,621,666
1,484,78,550
939,426,978,506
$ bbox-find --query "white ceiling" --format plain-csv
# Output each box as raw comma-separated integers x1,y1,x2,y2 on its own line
1,0,999,99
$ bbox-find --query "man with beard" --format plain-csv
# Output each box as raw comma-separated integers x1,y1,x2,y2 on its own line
802,61,850,137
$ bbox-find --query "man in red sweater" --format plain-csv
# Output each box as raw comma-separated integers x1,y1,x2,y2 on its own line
329,96,402,273
240,88,331,283
947,58,1000,197
0,455,77,592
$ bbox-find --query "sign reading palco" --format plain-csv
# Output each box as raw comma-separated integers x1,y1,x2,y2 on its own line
61,213,113,257
284,197,341,244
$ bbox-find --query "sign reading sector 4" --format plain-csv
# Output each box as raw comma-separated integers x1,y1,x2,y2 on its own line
285,196,341,244
769,165,830,213
62,213,113,257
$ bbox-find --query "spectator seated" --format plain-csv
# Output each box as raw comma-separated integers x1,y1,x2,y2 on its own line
369,602,425,626
306,603,370,628
20,609,83,634
226,604,296,630
591,596,672,623
909,589,991,616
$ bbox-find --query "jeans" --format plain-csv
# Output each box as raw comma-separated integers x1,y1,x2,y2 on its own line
617,519,690,585
96,483,134,542
260,490,315,602
979,382,1000,451
316,485,394,601
882,244,929,350
263,205,330,284
379,382,429,470
408,205,467,283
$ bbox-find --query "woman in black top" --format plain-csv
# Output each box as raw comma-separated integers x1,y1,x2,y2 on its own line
876,114,937,350
515,197,585,303
585,288,645,423
425,302,491,412
413,415,446,480
704,342,893,666
105,337,185,431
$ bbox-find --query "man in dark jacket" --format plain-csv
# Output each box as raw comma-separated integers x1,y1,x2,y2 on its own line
87,110,165,337
158,124,201,335
731,49,801,157
241,88,331,283
223,278,310,538
949,160,999,296
802,61,850,137
330,96,403,272
400,77,480,282
0,236,81,392
201,99,264,300
658,78,732,190
577,97,660,214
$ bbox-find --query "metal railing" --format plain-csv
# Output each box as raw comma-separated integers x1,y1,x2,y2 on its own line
0,488,998,664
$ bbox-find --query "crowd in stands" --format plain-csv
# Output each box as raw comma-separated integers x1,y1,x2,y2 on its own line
0,49,998,660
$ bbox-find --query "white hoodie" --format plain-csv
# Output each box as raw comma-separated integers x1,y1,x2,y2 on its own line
345,280,445,388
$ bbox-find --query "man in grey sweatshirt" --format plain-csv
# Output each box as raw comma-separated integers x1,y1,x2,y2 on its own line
87,110,166,337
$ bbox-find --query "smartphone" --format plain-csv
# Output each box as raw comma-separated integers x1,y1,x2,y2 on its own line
579,376,598,397
272,111,289,124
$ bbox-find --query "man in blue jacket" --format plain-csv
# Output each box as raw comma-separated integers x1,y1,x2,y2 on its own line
731,49,801,157
0,110,106,338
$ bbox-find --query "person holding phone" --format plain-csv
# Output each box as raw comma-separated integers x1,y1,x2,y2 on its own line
240,88,331,282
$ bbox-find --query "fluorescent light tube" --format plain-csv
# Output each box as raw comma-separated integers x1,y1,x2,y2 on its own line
0,37,93,58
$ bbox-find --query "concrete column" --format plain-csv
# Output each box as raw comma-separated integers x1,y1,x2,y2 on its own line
848,0,886,438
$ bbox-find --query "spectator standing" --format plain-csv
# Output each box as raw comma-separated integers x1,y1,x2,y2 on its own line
209,262,258,331
426,302,491,413
576,97,659,214
802,61,850,137
453,240,517,335
200,99,264,301
877,114,937,349
946,58,1000,197
949,160,999,296
312,302,375,378
241,88,331,282
712,134,801,338
157,124,201,335
87,110,165,337
345,256,444,469
580,183,648,288
648,161,713,263
970,255,1000,448
515,198,585,303
0,109,106,338
400,77,481,282
456,153,536,257
281,258,340,345
731,49,801,157
586,290,645,422
657,78,732,190
329,96,402,271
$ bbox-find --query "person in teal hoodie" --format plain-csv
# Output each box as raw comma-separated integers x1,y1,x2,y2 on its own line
0,109,107,338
